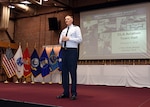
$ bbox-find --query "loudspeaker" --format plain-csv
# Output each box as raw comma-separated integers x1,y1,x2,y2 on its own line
48,17,59,30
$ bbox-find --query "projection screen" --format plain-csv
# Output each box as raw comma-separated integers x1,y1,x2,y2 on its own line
79,2,150,60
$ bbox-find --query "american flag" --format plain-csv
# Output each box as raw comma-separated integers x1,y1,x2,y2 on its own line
2,48,17,78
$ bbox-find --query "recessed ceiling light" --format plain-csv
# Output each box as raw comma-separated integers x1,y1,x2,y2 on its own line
21,0,32,4
8,5,15,8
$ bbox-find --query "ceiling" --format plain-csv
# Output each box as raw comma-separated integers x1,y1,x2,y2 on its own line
0,0,148,19
0,0,72,8
0,0,73,19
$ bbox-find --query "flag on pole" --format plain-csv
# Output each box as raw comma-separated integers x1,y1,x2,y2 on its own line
30,49,41,77
58,49,62,71
49,48,59,71
6,47,14,60
40,48,50,77
14,45,24,78
23,47,31,78
2,48,16,78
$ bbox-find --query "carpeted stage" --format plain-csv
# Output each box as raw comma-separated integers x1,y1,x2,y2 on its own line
0,82,150,107
0,99,59,107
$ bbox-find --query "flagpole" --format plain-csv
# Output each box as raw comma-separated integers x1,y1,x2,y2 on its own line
42,76,45,84
58,70,62,84
31,74,35,84
40,48,50,84
22,76,26,84
4,76,9,84
22,42,29,84
4,80,9,83
15,80,19,83
14,43,24,83
31,45,41,83
3,69,9,84
31,42,36,85
14,75,19,83
49,72,53,84
2,48,17,83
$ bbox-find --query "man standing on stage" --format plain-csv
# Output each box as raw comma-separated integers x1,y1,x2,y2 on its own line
57,15,82,100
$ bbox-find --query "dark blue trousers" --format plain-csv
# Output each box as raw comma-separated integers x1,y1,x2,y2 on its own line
61,48,78,96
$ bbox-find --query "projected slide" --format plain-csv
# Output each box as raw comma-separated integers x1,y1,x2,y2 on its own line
79,2,150,60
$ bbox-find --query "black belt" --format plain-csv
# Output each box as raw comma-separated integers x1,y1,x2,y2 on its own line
61,47,77,50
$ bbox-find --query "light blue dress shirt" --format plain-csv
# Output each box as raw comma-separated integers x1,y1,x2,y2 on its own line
59,24,82,48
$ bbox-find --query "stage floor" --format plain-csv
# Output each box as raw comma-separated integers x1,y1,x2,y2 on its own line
0,82,150,107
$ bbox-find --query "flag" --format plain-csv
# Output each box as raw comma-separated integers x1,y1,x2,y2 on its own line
40,48,50,77
58,49,62,71
2,48,16,78
49,48,59,71
6,47,14,60
30,49,41,77
14,45,24,78
23,47,31,78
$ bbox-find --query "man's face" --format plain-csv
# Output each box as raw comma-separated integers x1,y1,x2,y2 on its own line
65,16,73,26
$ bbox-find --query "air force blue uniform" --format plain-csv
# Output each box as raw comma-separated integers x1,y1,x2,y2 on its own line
59,24,82,97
